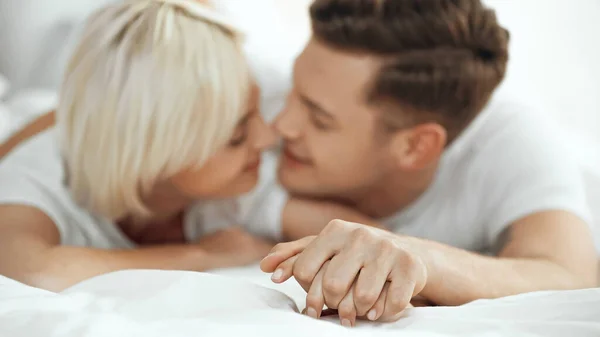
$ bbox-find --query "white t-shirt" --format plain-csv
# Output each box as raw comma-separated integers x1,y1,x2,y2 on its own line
0,128,287,248
379,97,596,253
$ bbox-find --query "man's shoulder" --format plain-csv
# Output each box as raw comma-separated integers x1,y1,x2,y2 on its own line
438,95,587,217
432,97,592,250
447,96,573,174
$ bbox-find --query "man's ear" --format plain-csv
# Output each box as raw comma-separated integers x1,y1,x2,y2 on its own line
390,123,447,170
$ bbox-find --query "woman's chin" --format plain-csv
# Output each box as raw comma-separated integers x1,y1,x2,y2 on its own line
213,174,260,199
237,174,260,195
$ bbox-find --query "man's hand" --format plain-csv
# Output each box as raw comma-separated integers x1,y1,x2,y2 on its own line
261,220,429,326
197,227,275,268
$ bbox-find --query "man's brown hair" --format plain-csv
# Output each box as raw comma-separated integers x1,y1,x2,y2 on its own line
310,0,510,141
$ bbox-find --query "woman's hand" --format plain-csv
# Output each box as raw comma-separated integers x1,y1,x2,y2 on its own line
261,220,429,326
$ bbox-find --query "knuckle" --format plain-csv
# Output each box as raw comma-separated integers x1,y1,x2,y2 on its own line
379,238,397,253
323,278,347,296
306,293,323,308
350,227,372,243
387,294,410,312
326,219,346,232
398,250,417,269
272,242,286,252
354,289,379,306
293,267,314,284
337,301,355,317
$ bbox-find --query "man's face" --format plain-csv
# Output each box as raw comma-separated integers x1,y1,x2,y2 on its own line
274,39,395,198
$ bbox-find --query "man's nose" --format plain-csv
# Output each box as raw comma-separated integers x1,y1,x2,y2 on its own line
273,99,303,140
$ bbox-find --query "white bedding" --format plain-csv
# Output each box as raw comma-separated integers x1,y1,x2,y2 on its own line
1,266,599,337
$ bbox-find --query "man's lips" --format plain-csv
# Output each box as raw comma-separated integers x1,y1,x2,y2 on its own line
283,147,311,165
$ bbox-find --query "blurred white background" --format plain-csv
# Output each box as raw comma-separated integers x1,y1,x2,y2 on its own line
0,0,598,164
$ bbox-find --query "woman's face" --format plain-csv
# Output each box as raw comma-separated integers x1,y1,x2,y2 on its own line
170,86,276,199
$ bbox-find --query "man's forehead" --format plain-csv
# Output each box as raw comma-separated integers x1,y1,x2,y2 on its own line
298,39,379,78
294,39,381,111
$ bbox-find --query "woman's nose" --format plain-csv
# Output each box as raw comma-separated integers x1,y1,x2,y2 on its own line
251,115,277,151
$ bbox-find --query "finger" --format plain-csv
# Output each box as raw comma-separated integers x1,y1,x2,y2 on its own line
337,282,357,328
260,236,314,272
365,282,389,321
410,295,433,307
380,276,413,322
353,262,391,317
305,260,329,319
270,255,298,284
379,302,413,323
292,236,339,288
291,219,354,286
320,250,363,309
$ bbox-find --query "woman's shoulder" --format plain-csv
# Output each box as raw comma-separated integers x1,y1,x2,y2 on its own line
0,124,128,248
0,126,65,184
0,115,76,235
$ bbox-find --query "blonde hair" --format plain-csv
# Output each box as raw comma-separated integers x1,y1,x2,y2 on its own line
57,0,250,220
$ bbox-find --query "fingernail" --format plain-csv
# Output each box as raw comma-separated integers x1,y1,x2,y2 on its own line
306,307,318,319
367,309,377,321
341,319,352,328
271,269,283,282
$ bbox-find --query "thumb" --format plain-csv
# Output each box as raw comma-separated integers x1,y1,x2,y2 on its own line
260,236,315,273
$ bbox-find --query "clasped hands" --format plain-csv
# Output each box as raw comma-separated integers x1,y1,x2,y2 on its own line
260,220,430,327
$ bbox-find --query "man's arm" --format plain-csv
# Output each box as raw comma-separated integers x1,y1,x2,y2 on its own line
0,205,271,292
263,210,597,322
281,197,383,240
418,210,598,306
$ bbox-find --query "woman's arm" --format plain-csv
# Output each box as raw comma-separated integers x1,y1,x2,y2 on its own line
0,205,272,292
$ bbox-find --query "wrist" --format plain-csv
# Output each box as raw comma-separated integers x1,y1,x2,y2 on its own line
393,235,439,294
186,244,240,271
178,245,217,271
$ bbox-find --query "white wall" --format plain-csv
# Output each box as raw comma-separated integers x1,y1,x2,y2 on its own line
486,0,600,156
0,0,117,92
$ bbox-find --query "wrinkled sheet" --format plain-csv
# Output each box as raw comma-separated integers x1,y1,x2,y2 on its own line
1,265,599,337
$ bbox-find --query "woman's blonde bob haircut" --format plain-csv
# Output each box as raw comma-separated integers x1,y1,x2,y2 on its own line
57,0,250,220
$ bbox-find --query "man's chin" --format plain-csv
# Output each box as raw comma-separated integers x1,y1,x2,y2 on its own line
277,174,316,197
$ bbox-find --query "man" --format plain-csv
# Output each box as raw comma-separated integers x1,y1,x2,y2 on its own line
261,0,599,327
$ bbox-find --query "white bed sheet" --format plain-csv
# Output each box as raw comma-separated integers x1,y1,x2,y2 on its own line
1,266,599,337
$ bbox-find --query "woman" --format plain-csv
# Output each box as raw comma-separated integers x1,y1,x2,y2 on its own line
0,0,280,291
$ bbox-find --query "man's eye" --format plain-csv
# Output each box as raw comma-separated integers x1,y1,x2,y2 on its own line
311,114,330,130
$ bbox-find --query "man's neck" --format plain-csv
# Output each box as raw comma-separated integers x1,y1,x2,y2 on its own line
344,164,439,220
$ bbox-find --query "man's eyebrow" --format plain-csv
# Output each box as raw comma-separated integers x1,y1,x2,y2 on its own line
299,93,335,121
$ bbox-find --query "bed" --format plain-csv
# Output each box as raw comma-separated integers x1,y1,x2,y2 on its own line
1,265,599,337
